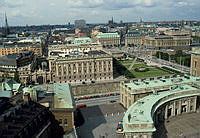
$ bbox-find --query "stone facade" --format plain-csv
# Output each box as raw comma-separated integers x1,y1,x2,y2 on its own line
190,51,200,76
0,44,43,56
50,109,74,132
125,35,143,46
123,96,198,138
96,33,121,46
49,52,113,84
121,75,200,138
71,81,119,96
142,35,191,49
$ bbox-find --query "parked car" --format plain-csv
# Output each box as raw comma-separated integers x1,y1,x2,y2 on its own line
116,121,123,134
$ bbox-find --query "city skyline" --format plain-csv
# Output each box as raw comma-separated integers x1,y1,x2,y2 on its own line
0,0,200,26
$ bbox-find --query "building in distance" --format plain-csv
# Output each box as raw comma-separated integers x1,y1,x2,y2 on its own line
75,19,86,29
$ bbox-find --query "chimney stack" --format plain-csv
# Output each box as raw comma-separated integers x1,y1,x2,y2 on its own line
23,92,31,102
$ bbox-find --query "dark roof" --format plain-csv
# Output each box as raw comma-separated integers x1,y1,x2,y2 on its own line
0,100,53,138
87,50,107,56
0,51,33,66
0,42,41,48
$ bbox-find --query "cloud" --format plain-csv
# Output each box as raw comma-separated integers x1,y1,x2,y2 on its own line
64,0,160,10
0,0,199,25
0,0,24,8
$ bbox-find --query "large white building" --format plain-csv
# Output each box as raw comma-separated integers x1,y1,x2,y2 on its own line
120,75,200,138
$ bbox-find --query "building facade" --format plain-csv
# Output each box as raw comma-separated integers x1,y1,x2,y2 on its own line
142,35,191,50
24,83,76,132
125,33,143,46
0,51,37,80
120,75,200,138
75,19,86,29
0,43,43,57
48,50,113,83
190,50,200,76
96,33,120,46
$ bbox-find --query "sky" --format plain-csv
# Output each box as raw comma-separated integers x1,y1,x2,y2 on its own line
0,0,200,26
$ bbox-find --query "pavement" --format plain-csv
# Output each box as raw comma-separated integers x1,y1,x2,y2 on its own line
154,112,200,138
76,103,126,138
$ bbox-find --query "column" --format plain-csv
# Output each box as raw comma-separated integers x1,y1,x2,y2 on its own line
165,105,168,119
193,97,197,111
187,99,191,113
178,100,182,115
172,101,176,116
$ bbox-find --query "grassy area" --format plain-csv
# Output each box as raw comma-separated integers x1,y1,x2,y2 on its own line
117,59,173,78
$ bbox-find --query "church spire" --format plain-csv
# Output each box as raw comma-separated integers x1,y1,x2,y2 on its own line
4,12,10,36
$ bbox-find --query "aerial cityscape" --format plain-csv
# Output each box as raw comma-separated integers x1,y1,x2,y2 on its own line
1,1,200,138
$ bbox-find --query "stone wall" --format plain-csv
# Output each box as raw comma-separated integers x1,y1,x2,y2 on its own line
71,81,120,96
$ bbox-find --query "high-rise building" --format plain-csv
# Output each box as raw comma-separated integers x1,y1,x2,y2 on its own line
74,19,86,29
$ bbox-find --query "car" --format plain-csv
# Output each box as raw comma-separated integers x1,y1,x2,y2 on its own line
116,121,123,134
110,100,116,103
76,104,87,108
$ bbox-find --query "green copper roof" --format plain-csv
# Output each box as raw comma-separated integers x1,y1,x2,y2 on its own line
0,79,21,91
0,91,13,97
73,37,93,44
191,51,200,54
23,83,75,109
53,83,74,109
96,33,120,38
123,84,200,133
121,76,200,94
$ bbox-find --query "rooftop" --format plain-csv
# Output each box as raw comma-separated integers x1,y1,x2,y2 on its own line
96,32,120,38
191,51,200,54
121,75,200,94
0,42,41,48
0,79,21,92
123,84,200,133
49,50,111,61
23,83,75,109
0,100,54,138
73,37,93,44
53,83,74,109
0,51,34,67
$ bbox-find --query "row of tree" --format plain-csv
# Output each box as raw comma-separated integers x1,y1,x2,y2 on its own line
155,50,191,67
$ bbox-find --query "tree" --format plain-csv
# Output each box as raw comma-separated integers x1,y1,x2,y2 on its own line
14,71,20,83
175,50,183,57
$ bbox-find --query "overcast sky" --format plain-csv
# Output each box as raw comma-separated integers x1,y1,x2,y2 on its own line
0,0,200,26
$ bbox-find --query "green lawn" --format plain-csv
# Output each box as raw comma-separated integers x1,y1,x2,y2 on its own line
118,59,173,78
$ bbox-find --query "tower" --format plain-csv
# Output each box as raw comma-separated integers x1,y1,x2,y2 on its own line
3,12,10,36
112,16,113,24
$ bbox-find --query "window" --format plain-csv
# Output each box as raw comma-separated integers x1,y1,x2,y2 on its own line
58,119,62,126
194,61,197,68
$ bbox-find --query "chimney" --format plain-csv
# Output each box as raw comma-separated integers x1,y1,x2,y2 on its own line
23,92,31,102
